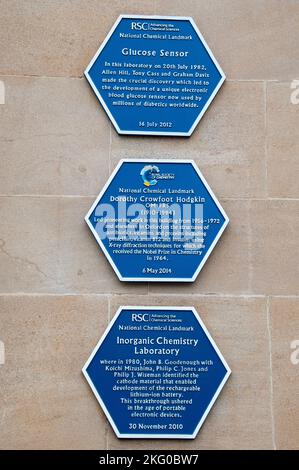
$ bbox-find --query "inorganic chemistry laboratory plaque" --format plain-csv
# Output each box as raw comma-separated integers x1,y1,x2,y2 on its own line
85,15,225,136
85,160,229,282
82,307,231,439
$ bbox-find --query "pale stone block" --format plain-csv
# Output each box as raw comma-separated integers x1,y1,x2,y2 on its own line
0,76,110,196
267,82,299,198
269,297,299,449
0,295,109,449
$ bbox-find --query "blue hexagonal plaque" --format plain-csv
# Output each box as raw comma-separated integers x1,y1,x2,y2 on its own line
83,306,231,439
85,15,225,136
85,160,229,282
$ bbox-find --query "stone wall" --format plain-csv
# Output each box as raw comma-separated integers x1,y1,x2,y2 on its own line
0,0,298,449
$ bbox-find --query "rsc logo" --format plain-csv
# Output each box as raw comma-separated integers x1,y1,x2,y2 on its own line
140,165,160,187
131,22,150,31
132,313,150,322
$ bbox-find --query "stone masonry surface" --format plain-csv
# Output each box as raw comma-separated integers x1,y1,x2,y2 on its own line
0,0,298,449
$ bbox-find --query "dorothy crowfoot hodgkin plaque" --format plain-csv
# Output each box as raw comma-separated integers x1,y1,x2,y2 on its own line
85,160,229,282
82,307,231,439
85,15,225,136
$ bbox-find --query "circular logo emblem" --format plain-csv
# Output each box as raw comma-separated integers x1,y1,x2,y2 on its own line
140,165,160,187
